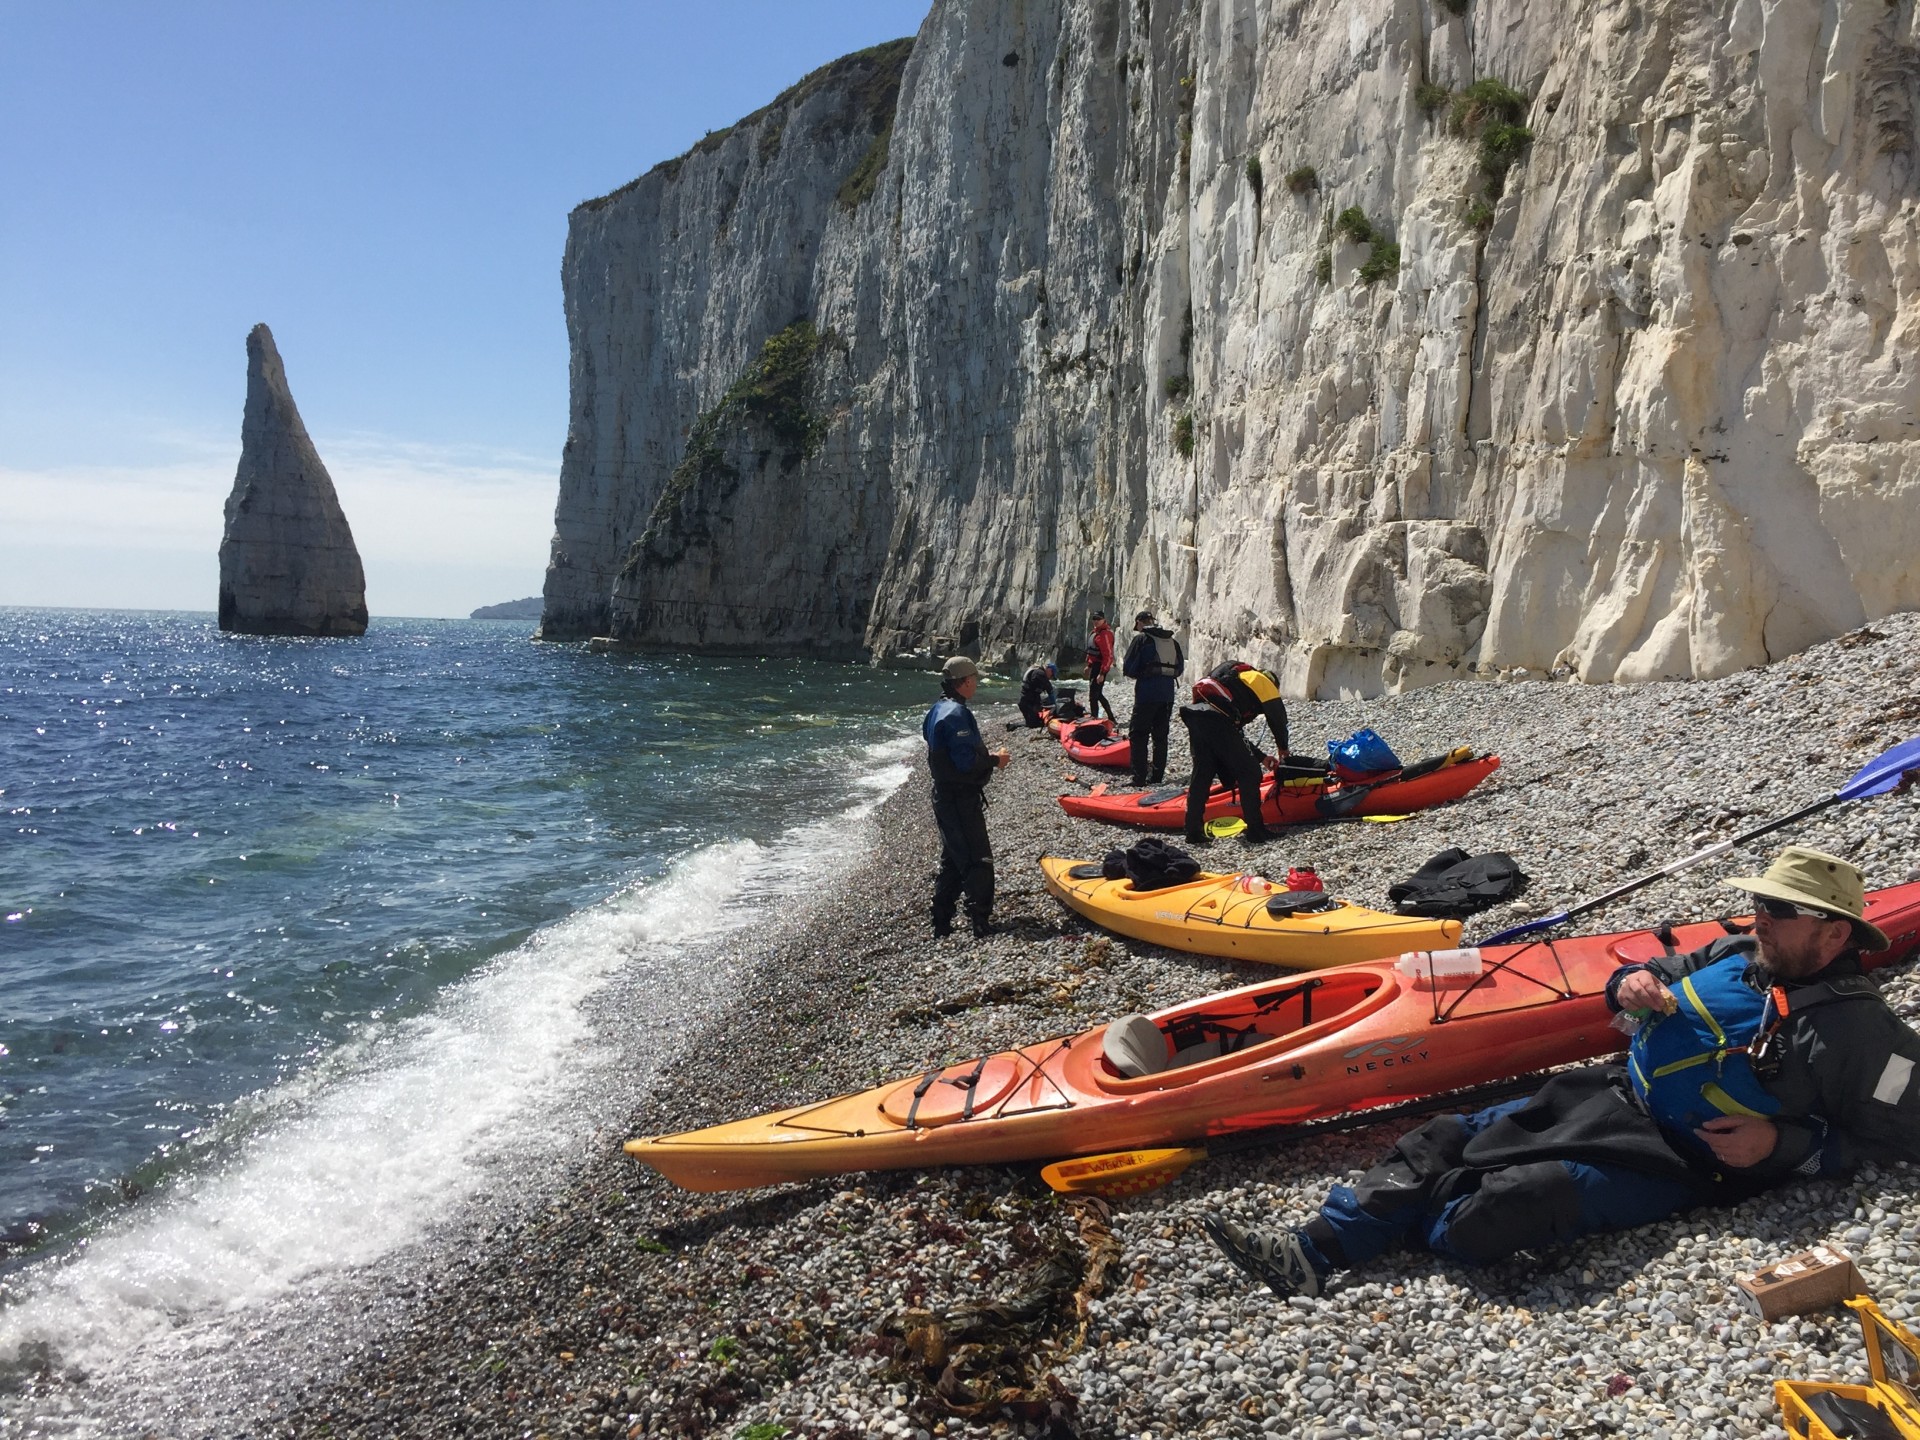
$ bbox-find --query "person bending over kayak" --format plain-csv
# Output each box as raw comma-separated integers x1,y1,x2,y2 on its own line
1179,661,1290,845
1084,612,1117,723
1017,661,1058,729
924,656,1010,939
1203,846,1920,1298
1122,610,1183,786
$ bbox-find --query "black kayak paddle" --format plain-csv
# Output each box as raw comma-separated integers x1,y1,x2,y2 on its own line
1476,733,1920,947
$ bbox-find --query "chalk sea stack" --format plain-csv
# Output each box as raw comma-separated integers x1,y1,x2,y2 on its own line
218,324,368,637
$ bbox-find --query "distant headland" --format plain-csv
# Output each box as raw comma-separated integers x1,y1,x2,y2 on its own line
469,597,543,621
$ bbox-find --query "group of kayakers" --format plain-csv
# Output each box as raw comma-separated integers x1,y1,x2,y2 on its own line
920,635,1920,1308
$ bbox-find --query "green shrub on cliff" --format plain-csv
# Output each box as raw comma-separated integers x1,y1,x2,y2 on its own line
837,122,893,209
635,322,829,567
1448,78,1533,197
1172,412,1195,457
1449,78,1528,138
1333,206,1374,244
1359,239,1401,286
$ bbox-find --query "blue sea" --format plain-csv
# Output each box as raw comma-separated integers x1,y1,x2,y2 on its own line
0,609,929,1405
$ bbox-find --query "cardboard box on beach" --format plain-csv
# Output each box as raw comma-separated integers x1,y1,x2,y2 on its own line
1736,1244,1867,1322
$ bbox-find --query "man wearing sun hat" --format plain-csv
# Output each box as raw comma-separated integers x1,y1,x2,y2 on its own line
1204,845,1920,1300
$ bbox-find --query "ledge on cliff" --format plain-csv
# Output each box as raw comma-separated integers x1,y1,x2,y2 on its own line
577,37,913,212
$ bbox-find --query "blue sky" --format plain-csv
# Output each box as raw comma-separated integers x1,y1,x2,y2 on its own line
0,2,928,617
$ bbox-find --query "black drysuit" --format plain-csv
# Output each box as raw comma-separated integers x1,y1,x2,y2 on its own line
1179,663,1290,843
923,691,997,932
1301,935,1920,1271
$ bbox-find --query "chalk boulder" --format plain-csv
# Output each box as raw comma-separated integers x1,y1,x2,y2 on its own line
218,324,367,637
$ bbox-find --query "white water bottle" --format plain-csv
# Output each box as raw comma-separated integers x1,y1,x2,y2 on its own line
1395,947,1484,982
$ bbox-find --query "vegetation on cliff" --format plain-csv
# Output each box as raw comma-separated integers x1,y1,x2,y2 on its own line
630,321,829,569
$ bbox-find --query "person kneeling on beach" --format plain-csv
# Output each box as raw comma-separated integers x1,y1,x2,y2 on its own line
1203,846,1920,1298
924,656,1010,940
1017,661,1058,730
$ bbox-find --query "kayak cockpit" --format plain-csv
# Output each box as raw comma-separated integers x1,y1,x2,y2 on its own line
1092,969,1399,1092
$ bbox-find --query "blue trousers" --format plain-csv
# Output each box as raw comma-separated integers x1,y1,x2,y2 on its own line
1308,1096,1702,1269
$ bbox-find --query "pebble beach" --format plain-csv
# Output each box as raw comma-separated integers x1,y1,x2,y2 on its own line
94,617,1920,1439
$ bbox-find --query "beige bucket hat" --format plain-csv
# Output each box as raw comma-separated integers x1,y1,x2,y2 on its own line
1724,845,1888,952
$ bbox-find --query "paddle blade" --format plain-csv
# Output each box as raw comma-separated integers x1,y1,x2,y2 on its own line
1040,1146,1206,1198
1838,734,1920,800
1361,814,1411,824
1204,816,1247,839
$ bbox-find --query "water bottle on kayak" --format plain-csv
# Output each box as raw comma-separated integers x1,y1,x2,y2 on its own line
1287,865,1323,893
1394,947,1484,984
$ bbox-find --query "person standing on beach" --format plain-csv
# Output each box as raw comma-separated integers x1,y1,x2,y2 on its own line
1179,661,1289,845
924,656,1010,939
1121,610,1183,786
1084,612,1117,723
1203,846,1920,1298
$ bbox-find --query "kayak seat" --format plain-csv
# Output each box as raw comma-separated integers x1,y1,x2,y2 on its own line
1103,1013,1171,1077
1266,890,1341,919
1066,863,1106,880
1102,1013,1229,1078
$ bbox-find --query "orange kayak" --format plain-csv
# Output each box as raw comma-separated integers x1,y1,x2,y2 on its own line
1039,856,1460,967
624,883,1920,1192
1051,715,1133,769
1058,752,1499,829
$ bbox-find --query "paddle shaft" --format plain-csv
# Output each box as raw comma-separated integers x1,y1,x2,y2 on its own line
1476,791,1844,947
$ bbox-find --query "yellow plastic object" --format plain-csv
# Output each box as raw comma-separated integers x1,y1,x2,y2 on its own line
1776,1298,1920,1439
1203,815,1247,839
1040,1146,1207,1198
1039,856,1459,968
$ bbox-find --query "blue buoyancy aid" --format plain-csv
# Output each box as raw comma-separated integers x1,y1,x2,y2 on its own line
1627,955,1780,1144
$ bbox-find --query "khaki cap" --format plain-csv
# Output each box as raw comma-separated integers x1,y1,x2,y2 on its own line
941,655,980,683
1724,844,1888,952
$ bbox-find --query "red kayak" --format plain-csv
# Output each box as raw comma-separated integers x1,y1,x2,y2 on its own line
1059,751,1500,828
625,883,1920,1191
1057,716,1133,769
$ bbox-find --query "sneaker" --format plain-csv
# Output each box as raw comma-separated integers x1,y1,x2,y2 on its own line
932,916,955,939
1200,1215,1323,1298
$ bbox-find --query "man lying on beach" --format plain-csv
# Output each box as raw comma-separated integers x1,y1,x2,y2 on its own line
1203,846,1920,1297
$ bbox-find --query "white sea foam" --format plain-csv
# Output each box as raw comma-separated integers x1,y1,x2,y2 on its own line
0,730,918,1428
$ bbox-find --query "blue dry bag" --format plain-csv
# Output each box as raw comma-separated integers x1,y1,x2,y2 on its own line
1327,728,1401,778
1627,957,1780,1150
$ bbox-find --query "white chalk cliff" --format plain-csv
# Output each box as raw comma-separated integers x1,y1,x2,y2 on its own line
219,324,368,637
540,0,1920,690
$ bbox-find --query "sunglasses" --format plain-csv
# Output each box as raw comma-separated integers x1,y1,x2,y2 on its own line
1755,897,1842,923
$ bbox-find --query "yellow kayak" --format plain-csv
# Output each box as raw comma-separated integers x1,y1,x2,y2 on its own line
1040,856,1460,967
